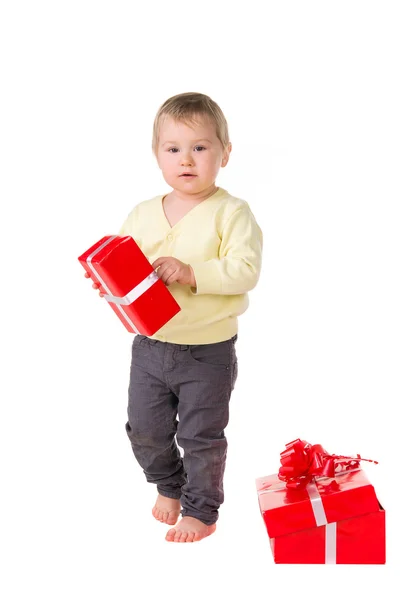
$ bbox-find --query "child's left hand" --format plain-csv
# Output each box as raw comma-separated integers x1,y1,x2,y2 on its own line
152,257,196,287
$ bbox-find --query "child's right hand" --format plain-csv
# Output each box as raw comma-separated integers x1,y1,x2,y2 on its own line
84,271,104,297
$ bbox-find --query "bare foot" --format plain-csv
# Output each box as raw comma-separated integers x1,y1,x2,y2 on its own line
152,494,181,525
165,516,216,543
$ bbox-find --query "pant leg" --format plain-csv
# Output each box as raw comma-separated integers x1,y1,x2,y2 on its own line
125,335,186,499
169,336,238,525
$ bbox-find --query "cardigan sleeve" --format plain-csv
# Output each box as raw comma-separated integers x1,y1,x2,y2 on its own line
189,206,263,295
118,210,135,237
118,207,143,250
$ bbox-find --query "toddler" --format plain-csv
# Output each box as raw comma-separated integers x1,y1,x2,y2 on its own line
90,92,263,542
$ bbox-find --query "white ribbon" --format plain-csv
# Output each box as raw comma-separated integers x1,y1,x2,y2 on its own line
306,481,328,526
325,522,337,564
103,271,159,305
306,481,336,564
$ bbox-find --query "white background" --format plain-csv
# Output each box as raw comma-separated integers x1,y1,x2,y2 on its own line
1,1,399,598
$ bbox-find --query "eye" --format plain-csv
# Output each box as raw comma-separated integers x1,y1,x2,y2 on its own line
194,145,206,152
168,147,179,153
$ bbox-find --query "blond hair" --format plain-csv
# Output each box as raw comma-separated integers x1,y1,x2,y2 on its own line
152,92,230,154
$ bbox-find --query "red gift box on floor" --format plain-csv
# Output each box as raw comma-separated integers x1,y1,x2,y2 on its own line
78,235,181,335
256,439,385,564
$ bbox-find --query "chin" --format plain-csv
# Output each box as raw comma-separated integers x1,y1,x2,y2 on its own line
176,181,201,191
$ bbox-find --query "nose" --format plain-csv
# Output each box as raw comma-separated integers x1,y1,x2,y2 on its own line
180,150,194,166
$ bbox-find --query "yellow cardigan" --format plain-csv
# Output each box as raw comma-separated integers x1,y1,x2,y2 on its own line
119,187,263,344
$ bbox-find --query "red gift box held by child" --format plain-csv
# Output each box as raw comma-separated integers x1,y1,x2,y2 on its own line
86,92,263,542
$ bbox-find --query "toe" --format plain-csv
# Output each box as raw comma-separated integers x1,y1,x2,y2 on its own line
179,532,188,543
187,531,195,542
166,511,179,525
173,530,182,543
166,528,176,542
193,530,202,542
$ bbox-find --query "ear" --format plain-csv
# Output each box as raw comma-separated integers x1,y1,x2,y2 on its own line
221,142,232,168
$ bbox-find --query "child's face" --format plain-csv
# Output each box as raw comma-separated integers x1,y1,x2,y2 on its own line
156,116,231,197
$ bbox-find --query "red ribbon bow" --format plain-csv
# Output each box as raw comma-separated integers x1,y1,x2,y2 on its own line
278,438,378,489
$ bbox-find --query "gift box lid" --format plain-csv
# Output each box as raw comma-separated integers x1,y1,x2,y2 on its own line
78,235,152,296
256,469,381,539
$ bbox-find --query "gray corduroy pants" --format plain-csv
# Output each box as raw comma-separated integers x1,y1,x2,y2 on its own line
125,334,238,525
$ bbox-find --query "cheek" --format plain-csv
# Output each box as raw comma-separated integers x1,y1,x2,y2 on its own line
198,154,218,171
158,155,174,172
205,158,221,175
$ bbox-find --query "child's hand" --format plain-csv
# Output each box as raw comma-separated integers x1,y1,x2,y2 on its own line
84,271,104,297
152,257,196,287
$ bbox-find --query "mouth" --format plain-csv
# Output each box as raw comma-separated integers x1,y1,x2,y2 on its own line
179,173,196,178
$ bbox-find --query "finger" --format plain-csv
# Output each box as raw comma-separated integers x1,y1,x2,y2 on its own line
164,268,179,286
84,272,91,278
152,257,169,269
156,263,173,281
92,282,101,290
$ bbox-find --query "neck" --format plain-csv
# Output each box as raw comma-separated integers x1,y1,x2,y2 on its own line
170,184,218,204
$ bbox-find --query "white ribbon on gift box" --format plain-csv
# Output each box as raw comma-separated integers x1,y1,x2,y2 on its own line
103,271,159,305
306,481,336,564
86,235,159,334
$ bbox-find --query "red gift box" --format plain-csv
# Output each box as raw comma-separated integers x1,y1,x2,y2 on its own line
78,235,181,335
256,440,385,564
